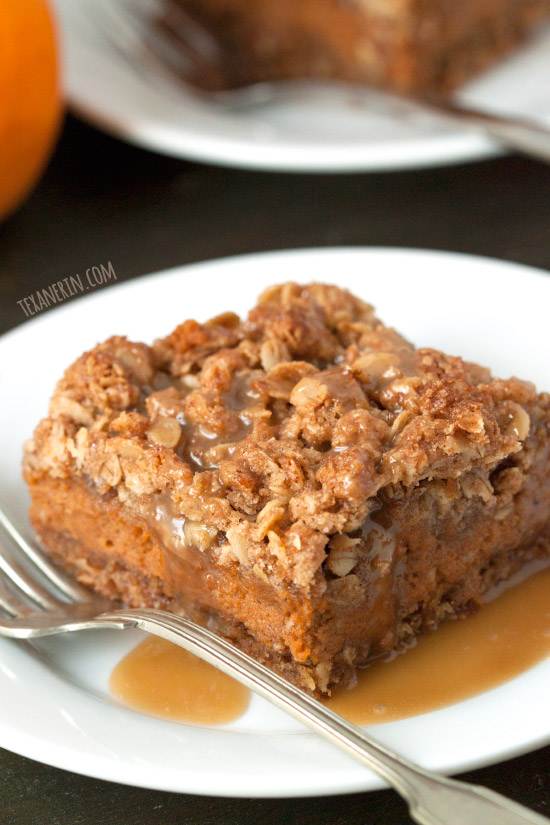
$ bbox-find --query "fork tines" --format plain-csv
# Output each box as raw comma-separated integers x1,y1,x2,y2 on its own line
0,504,94,617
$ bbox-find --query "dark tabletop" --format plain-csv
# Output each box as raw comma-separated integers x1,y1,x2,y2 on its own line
1,115,550,825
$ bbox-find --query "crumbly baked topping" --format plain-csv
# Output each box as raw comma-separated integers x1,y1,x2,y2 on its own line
23,283,546,593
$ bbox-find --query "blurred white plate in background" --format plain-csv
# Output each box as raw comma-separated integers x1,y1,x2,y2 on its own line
52,0,550,172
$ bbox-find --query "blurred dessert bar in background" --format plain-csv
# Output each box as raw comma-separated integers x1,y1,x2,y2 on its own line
163,0,550,91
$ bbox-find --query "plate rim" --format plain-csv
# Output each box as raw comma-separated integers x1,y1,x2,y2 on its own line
4,244,550,346
64,96,501,174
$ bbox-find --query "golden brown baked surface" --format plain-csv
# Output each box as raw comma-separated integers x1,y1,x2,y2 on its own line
166,0,550,92
24,283,550,694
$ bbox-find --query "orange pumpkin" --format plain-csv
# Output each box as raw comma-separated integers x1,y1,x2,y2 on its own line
0,0,62,221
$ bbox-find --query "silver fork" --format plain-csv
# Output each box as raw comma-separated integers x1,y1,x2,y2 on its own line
83,0,550,164
0,503,548,824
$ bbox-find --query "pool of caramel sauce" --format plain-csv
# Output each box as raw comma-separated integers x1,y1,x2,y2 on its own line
110,566,550,727
110,636,250,725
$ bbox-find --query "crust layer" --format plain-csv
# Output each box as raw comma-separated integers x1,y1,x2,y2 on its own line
29,474,550,694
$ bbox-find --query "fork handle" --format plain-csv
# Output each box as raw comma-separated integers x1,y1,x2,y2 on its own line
100,608,548,825
418,96,550,164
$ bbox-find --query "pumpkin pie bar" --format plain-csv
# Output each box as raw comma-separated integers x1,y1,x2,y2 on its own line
23,283,550,695
166,0,550,92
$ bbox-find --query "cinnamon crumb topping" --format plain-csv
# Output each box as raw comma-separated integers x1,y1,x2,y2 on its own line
24,282,547,592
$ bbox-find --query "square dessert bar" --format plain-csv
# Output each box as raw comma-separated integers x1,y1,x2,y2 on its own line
24,283,550,695
168,0,550,92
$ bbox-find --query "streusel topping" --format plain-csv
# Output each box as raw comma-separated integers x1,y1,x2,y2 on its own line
24,283,543,591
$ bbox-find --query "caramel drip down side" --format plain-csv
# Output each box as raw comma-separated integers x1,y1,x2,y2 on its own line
110,566,550,727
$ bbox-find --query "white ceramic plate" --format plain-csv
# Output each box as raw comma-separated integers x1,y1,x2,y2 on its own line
51,0,550,172
1,248,550,797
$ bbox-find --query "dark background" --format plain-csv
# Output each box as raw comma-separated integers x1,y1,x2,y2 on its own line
1,115,549,824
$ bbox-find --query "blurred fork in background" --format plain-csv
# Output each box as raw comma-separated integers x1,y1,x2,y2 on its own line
85,0,550,163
